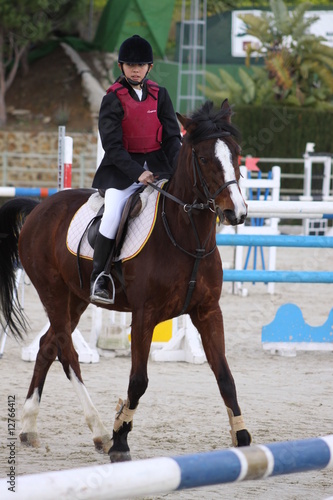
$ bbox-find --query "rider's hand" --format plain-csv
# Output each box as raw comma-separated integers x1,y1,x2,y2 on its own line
138,170,156,185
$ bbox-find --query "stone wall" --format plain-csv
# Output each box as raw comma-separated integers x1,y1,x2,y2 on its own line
0,131,98,188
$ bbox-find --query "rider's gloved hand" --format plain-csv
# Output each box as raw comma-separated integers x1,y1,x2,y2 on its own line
138,170,157,185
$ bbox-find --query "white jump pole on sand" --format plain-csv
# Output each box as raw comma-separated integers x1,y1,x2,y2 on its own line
1,435,333,500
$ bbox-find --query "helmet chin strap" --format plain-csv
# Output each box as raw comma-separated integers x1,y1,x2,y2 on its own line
125,77,145,87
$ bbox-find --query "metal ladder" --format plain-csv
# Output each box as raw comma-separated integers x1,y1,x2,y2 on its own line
176,0,207,114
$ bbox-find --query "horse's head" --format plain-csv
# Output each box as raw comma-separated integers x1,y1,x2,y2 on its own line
177,99,247,226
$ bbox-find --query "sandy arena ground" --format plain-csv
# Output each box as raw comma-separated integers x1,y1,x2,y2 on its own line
0,236,333,499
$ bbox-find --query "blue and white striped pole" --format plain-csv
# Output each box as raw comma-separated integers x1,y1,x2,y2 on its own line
0,187,58,197
1,436,332,499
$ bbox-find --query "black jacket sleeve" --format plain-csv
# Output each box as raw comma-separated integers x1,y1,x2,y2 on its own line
157,87,182,172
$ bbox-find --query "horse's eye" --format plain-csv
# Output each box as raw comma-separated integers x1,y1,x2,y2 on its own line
199,156,206,164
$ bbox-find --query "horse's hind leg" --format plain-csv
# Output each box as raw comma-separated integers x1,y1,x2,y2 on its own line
55,293,112,453
21,290,111,452
190,305,252,447
20,325,58,447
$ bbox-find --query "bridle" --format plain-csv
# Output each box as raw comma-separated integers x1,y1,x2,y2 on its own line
191,147,238,205
147,138,238,315
148,144,238,213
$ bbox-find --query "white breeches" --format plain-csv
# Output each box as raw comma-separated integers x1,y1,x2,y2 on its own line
99,183,143,239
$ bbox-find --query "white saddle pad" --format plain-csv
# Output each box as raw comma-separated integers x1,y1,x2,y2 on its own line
66,180,167,262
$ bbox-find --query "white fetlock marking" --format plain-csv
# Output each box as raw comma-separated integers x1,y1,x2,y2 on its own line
227,407,246,447
21,388,40,434
113,398,137,432
69,367,109,440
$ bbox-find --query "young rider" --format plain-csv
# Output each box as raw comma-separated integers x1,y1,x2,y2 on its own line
90,34,181,304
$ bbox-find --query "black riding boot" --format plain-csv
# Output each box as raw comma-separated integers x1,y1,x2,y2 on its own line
90,232,115,304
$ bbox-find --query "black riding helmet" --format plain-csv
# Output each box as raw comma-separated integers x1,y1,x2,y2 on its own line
118,35,153,64
118,35,153,87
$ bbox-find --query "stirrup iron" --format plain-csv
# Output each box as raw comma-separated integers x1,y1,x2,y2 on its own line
91,271,115,304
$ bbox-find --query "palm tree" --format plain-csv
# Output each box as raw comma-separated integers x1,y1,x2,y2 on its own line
238,0,333,107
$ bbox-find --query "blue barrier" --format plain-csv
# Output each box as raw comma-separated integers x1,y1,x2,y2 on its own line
223,270,333,283
217,233,333,284
216,234,333,248
1,435,332,499
217,233,333,350
175,435,333,488
262,303,333,345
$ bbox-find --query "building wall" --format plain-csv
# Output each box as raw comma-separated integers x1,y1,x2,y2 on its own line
0,131,98,188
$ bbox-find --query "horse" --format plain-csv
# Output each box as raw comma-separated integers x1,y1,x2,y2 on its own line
0,99,251,461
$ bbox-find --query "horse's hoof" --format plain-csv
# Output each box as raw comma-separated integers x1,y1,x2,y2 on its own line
94,435,112,454
236,429,252,447
109,451,132,463
20,432,40,448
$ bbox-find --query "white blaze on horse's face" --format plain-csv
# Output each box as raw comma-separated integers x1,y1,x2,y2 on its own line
215,139,247,223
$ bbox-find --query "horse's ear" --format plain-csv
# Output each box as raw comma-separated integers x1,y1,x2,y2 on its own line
221,98,232,123
177,112,195,134
177,112,189,128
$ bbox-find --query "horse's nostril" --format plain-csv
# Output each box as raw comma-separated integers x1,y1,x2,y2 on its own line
223,210,237,225
223,210,247,226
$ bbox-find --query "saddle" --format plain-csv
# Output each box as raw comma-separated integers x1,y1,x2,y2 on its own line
72,181,168,289
87,187,145,256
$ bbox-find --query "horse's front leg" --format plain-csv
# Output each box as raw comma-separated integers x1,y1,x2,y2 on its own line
190,304,252,447
109,311,153,462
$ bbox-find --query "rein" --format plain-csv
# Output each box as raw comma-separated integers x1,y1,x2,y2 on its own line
160,190,216,316
147,177,214,213
147,148,237,315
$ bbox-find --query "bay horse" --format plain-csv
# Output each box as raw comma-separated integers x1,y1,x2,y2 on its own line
0,100,251,461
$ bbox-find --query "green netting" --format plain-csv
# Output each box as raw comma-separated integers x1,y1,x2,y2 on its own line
94,0,175,58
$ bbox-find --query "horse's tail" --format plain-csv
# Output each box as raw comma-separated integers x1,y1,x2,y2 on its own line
0,198,39,339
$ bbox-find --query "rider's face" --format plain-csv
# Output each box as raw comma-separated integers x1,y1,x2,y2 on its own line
119,63,152,85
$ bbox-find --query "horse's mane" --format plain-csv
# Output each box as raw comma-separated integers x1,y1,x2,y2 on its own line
186,101,241,144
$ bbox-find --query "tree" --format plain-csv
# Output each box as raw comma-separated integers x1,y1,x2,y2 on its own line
201,0,333,108
0,0,88,127
238,0,333,107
